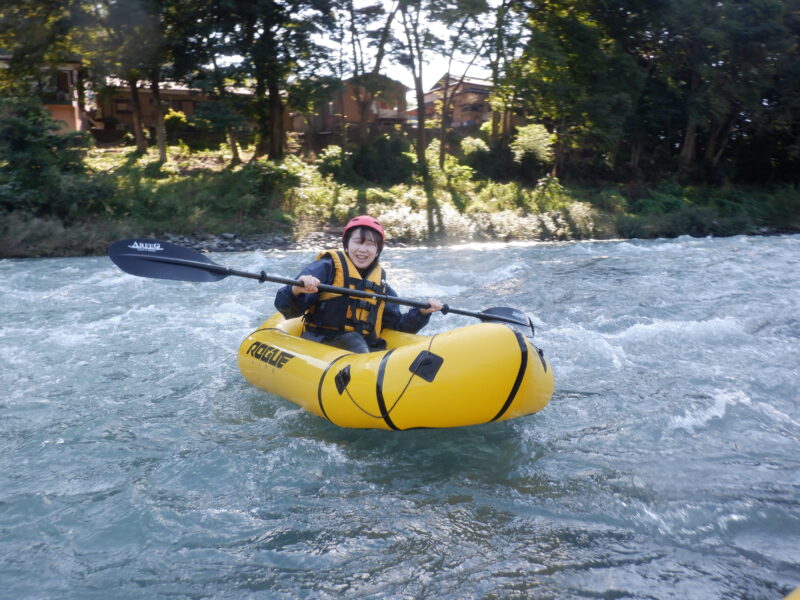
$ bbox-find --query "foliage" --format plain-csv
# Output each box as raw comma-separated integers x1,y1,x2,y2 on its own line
317,136,414,186
163,108,189,132
352,135,415,185
163,108,220,149
509,123,555,183
243,157,304,206
3,144,799,258
2,0,797,205
461,136,489,157
0,97,110,221
316,146,362,185
510,123,554,165
507,0,799,184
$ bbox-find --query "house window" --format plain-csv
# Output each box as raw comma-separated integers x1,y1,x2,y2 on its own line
115,99,132,113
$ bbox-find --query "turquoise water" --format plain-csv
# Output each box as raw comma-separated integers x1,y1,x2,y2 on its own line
1,235,798,599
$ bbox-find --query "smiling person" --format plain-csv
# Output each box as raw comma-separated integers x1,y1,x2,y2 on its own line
274,215,443,353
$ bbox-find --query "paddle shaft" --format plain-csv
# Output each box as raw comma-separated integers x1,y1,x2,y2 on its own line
126,252,528,327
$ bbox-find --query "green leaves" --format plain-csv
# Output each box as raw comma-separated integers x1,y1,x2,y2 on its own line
0,96,102,221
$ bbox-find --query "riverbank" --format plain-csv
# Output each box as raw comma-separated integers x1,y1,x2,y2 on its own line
2,146,798,259
0,207,613,258
3,209,797,260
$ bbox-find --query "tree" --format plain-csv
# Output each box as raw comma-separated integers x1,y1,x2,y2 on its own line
0,96,95,219
339,0,402,147
485,0,527,151
66,0,165,154
397,0,442,239
287,75,342,154
516,0,645,180
228,0,334,160
427,0,490,169
169,0,250,164
0,1,78,97
663,0,793,180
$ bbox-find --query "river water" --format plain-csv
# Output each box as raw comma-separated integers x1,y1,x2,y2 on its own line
1,235,798,599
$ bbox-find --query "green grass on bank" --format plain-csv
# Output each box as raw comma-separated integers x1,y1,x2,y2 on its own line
2,144,799,258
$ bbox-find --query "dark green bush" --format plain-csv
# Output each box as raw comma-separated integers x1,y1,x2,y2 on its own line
316,137,413,186
0,96,103,221
164,108,224,150
351,135,414,185
316,145,363,185
758,185,800,227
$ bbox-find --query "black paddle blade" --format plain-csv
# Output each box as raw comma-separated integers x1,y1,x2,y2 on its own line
480,306,536,337
108,239,228,282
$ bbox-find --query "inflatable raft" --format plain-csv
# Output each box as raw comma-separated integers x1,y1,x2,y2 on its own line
238,313,554,430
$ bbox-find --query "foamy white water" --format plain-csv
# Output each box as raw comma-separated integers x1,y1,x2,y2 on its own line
1,235,798,599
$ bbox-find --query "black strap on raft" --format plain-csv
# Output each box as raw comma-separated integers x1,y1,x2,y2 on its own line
489,330,529,422
322,335,438,429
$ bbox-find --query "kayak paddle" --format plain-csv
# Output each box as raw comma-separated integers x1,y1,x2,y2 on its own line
108,238,536,336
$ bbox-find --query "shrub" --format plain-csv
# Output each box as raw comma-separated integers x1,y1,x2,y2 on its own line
510,123,554,164
0,96,101,221
596,188,628,214
461,136,489,157
163,108,189,133
758,185,800,227
317,137,414,186
163,108,221,150
240,157,304,209
316,145,362,185
351,135,414,185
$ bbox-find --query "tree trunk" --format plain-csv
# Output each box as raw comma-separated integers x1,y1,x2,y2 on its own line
488,0,509,150
150,71,167,163
550,142,561,177
267,79,285,160
401,2,440,239
438,77,453,169
705,112,736,167
75,68,89,130
490,111,501,148
502,107,513,142
551,120,567,177
253,73,269,159
227,128,242,165
127,75,147,153
355,88,372,146
678,117,698,178
353,3,400,148
413,76,438,239
629,137,642,173
678,69,702,178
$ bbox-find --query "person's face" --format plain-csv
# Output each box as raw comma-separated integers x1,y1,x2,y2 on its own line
346,228,379,269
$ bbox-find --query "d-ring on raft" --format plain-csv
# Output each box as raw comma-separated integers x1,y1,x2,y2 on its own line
238,312,554,430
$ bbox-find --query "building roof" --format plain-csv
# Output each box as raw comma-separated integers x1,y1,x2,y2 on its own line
428,73,492,94
103,77,252,97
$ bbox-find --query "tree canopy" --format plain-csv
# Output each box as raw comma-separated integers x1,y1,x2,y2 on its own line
0,0,798,184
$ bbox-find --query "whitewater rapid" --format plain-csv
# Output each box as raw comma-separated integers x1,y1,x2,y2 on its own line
1,234,798,599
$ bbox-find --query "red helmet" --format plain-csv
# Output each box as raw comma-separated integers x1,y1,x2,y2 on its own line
342,215,385,248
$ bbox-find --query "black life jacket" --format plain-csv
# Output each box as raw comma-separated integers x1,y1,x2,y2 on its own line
303,250,387,345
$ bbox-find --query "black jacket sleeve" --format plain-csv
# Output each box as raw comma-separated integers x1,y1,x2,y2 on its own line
380,283,432,334
274,257,335,319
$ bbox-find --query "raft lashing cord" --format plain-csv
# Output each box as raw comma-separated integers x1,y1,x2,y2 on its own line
339,335,437,422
